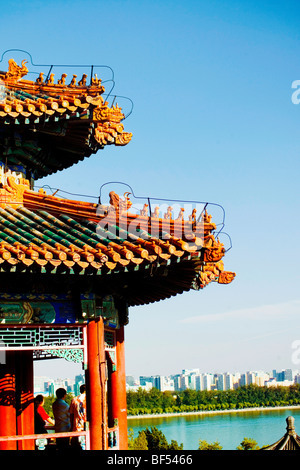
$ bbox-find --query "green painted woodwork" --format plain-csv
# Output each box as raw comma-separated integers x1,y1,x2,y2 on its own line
0,299,76,323
47,348,84,363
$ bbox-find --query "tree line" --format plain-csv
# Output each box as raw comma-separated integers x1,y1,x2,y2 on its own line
126,383,300,415
128,426,264,450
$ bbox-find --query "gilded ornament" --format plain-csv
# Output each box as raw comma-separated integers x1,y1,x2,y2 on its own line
201,210,212,223
203,245,225,262
189,208,197,222
35,72,44,84
46,73,55,85
218,271,236,284
176,208,185,220
69,74,77,87
140,204,148,217
5,59,28,80
57,73,67,85
78,74,87,86
109,191,132,214
164,206,173,219
91,74,101,86
93,103,125,123
151,207,160,218
115,132,132,146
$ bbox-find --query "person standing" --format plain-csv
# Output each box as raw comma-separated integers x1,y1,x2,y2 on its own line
34,394,55,434
70,384,86,449
52,388,71,450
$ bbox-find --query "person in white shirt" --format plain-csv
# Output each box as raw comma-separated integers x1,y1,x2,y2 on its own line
70,384,86,449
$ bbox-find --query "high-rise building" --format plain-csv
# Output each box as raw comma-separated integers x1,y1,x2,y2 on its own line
126,376,135,386
48,383,55,396
247,372,255,385
203,374,214,391
172,375,181,391
295,374,300,384
153,375,175,392
240,373,247,386
34,376,53,394
284,369,293,381
180,374,189,391
195,375,202,391
216,374,225,391
224,373,233,390
140,376,155,386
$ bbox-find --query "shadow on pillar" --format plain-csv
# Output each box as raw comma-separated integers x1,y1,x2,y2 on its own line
0,351,34,450
16,351,35,450
0,351,17,450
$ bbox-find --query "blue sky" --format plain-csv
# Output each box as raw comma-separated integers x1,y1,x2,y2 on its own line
1,0,300,378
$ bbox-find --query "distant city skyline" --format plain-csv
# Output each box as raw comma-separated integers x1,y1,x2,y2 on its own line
126,367,300,393
127,366,298,380
34,358,298,389
34,357,300,384
34,371,85,396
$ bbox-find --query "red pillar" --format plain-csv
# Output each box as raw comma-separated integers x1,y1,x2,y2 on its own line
111,326,128,450
86,319,106,450
16,351,34,450
0,351,17,450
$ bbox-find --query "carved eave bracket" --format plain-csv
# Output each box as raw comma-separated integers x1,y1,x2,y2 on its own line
203,238,226,262
218,271,236,284
93,103,132,147
197,260,236,289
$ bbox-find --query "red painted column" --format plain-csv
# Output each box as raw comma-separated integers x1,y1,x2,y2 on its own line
111,326,128,450
16,351,34,450
0,351,17,450
86,319,106,450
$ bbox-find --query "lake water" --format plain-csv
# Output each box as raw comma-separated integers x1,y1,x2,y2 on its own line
128,408,300,450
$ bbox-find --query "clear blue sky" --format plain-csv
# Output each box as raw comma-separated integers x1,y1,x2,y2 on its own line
1,0,300,379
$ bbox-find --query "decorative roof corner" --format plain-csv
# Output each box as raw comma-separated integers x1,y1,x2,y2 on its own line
0,52,235,308
262,416,300,450
0,174,30,208
0,56,133,179
0,180,235,304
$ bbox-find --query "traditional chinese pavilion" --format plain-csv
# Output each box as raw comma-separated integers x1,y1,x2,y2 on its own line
262,416,300,450
0,53,235,450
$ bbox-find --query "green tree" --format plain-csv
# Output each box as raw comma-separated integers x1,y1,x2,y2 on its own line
182,389,197,406
127,383,300,416
144,426,171,450
143,426,183,450
43,395,55,417
128,428,135,449
169,439,184,450
161,391,176,410
198,439,223,450
134,431,149,450
237,437,260,450
128,429,149,450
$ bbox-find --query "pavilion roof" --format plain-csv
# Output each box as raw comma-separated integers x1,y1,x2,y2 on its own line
0,53,235,308
0,57,132,179
0,177,235,306
262,417,300,450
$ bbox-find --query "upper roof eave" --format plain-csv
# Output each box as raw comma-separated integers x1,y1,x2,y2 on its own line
0,57,132,178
